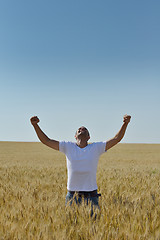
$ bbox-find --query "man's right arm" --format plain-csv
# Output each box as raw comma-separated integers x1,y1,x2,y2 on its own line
30,116,59,151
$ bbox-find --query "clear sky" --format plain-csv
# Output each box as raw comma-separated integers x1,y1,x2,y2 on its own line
0,0,160,143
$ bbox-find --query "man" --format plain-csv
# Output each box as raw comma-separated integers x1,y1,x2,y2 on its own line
30,114,131,214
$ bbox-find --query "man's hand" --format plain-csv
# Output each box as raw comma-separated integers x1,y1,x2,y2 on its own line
30,116,40,126
123,114,131,124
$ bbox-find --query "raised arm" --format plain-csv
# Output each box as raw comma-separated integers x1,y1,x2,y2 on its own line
30,116,59,151
105,114,131,151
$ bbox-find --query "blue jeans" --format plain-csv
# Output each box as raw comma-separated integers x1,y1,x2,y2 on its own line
65,190,100,217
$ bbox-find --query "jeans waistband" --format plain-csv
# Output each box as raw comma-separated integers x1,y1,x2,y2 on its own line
68,190,101,197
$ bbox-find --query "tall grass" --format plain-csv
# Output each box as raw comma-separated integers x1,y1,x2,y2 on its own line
0,142,160,239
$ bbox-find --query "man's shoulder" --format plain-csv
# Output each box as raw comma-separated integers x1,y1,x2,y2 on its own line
89,142,107,153
59,141,76,153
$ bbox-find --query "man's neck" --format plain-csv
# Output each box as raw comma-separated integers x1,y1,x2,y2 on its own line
76,139,88,148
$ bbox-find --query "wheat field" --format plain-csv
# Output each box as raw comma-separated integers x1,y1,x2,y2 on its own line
0,142,160,240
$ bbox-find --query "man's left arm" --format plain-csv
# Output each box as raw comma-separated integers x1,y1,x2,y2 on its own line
105,114,131,151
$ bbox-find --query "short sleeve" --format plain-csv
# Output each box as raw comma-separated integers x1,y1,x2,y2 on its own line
59,141,67,154
95,142,107,155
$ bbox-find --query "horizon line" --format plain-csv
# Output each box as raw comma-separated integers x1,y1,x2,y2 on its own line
0,141,160,145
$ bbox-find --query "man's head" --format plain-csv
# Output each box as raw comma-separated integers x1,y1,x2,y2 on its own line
75,126,90,141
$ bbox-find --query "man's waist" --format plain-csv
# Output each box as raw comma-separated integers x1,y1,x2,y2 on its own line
68,189,101,197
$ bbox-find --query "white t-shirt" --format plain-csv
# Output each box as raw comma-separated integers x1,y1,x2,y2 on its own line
59,141,107,191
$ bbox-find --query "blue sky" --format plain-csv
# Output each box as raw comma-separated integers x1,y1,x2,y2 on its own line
0,0,160,143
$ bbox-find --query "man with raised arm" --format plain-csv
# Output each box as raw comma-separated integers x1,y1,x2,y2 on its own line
30,115,131,215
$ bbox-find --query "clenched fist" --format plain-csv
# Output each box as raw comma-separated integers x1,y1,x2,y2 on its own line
123,114,131,124
30,116,40,126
